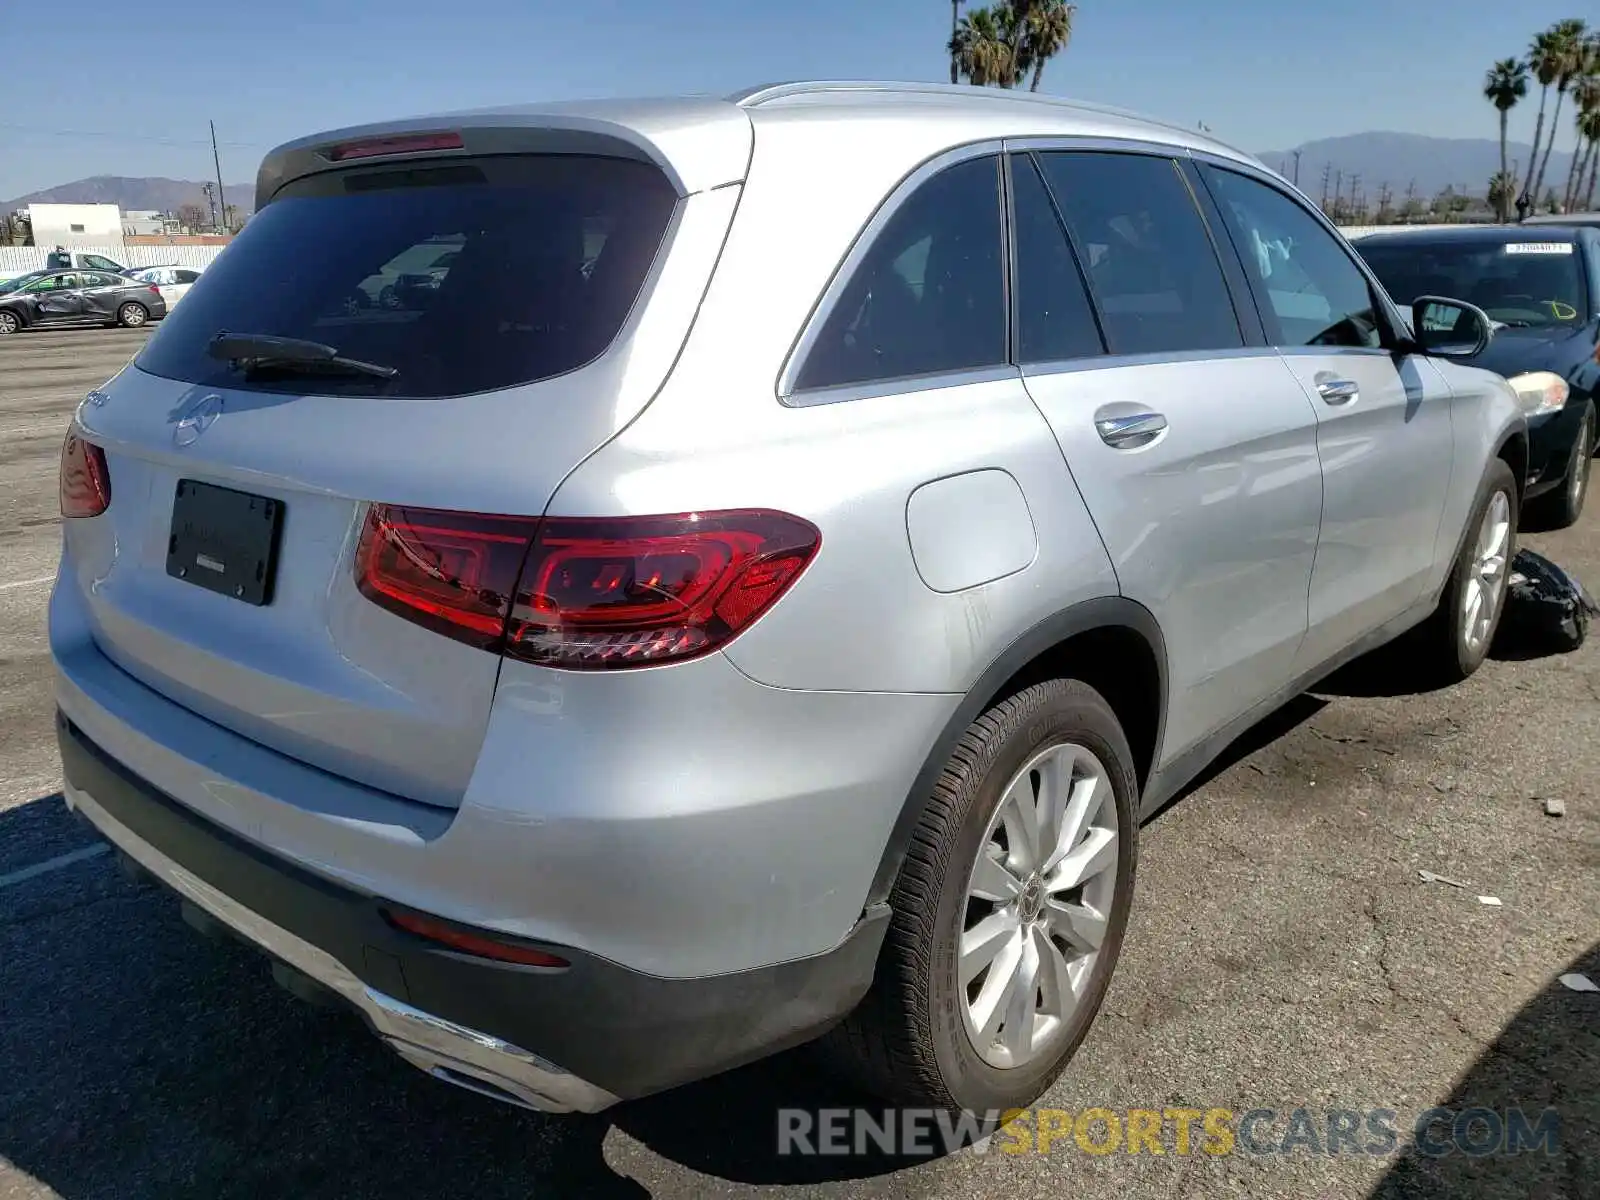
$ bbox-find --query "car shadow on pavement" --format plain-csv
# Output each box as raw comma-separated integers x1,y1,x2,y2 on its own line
1313,635,1551,700
1367,939,1599,1200
1142,692,1330,823
610,1046,963,1185
0,793,947,1198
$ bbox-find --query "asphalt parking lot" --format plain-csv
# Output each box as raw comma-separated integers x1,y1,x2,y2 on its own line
1,326,1596,1200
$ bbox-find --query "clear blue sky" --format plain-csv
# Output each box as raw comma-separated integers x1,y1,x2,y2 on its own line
0,0,1590,201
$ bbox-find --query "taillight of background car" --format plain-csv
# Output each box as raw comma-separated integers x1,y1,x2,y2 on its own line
59,432,110,517
354,505,820,669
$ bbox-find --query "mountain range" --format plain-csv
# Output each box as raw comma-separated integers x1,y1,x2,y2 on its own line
1254,133,1580,204
3,176,255,215
5,131,1593,216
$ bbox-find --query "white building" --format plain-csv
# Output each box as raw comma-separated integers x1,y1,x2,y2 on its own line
24,203,126,252
122,209,165,237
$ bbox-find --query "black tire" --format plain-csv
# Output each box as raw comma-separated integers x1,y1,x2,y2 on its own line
1406,458,1519,684
1524,402,1593,531
0,309,20,336
117,302,149,329
825,679,1138,1112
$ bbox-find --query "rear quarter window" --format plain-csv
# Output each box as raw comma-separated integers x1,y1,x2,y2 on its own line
135,154,679,398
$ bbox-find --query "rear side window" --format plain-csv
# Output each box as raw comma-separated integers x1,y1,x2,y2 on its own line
1009,153,1104,363
135,155,679,398
1034,152,1243,356
794,155,1006,392
175,269,201,284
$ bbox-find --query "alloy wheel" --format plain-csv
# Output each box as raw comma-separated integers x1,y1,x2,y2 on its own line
1571,410,1593,513
1462,489,1511,656
958,741,1119,1070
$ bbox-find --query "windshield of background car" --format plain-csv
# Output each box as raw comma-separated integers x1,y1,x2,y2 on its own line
134,153,680,398
1359,239,1589,328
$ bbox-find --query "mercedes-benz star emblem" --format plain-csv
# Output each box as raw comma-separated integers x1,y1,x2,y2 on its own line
173,394,224,447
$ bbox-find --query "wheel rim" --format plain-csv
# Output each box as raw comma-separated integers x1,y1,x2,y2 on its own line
0,312,16,334
1461,489,1511,656
958,741,1119,1071
122,305,145,326
1571,412,1593,510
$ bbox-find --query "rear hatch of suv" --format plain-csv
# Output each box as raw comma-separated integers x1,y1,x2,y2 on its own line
60,110,750,809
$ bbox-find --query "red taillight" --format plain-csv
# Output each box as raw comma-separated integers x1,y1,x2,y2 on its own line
353,506,820,669
507,512,821,669
384,909,569,968
59,432,110,518
148,285,161,296
354,506,538,649
327,131,463,161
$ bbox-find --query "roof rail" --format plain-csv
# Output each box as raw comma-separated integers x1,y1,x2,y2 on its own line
725,80,1225,149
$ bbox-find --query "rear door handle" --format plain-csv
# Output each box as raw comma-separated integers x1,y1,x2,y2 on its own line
1095,411,1168,449
1316,377,1359,405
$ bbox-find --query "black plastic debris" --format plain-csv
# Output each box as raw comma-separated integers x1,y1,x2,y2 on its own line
1496,549,1600,656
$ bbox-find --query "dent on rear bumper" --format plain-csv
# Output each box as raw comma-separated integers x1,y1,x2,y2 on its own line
51,576,957,978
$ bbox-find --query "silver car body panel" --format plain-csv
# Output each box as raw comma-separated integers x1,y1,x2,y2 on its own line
55,81,1528,992
67,178,742,809
61,777,619,1113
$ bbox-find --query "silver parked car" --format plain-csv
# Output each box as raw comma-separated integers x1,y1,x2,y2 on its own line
52,81,1526,1117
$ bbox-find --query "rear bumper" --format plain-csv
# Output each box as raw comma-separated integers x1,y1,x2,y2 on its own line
58,711,889,1109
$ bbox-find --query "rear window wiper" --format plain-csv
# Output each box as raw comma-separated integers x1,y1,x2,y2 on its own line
208,333,399,380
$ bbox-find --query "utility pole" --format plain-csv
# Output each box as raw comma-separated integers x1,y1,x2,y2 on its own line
1320,163,1332,211
1349,173,1362,220
1292,149,1302,187
210,120,227,234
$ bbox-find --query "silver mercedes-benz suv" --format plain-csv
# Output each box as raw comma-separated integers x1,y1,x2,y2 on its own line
51,81,1527,1118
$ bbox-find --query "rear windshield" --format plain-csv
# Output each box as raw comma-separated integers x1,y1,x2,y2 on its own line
135,154,679,397
1359,238,1589,327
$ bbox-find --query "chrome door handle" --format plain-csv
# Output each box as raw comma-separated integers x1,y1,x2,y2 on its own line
1316,377,1359,405
1095,411,1168,449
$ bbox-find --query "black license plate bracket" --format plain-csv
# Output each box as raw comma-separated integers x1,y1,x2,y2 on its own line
165,479,284,606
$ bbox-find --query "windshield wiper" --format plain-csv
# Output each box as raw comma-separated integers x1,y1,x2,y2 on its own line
207,333,399,380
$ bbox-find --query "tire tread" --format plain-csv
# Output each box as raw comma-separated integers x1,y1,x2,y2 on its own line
823,679,1125,1108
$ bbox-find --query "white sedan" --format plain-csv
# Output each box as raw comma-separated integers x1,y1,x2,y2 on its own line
129,265,203,309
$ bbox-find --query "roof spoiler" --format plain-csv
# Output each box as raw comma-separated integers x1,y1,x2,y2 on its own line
254,97,753,212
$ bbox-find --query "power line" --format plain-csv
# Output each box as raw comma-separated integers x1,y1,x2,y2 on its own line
0,121,267,149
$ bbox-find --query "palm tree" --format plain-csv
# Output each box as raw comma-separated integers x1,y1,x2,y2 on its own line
1023,0,1075,92
1532,19,1588,207
951,2,1076,90
1561,40,1600,209
1565,51,1600,210
950,6,1015,86
1582,104,1600,209
997,1,1028,88
1485,58,1529,221
1522,29,1565,207
950,0,963,84
1488,170,1518,220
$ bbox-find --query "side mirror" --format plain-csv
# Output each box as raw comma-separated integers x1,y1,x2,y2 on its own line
1410,295,1495,358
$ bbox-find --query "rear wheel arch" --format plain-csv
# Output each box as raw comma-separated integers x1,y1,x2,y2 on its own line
865,598,1166,908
